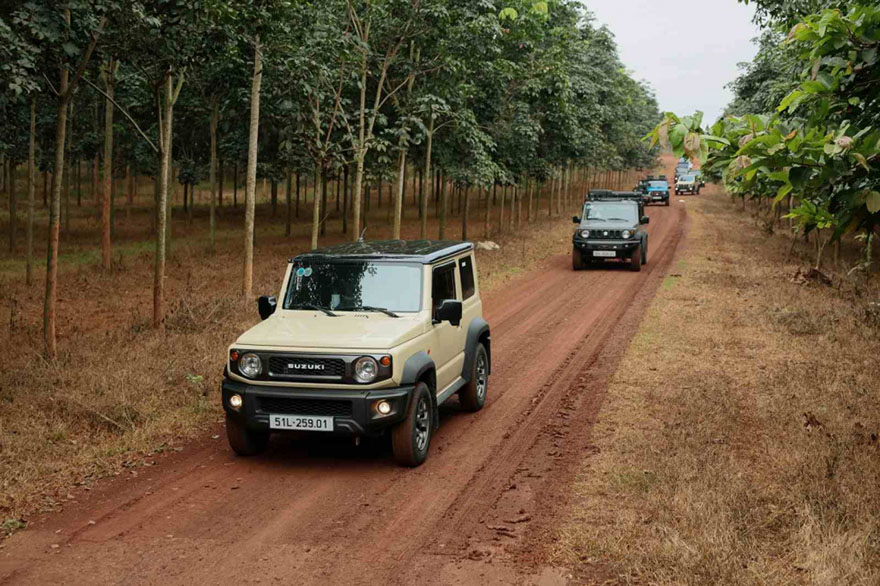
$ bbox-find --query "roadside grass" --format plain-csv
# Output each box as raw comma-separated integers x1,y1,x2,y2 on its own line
552,190,880,584
0,194,577,534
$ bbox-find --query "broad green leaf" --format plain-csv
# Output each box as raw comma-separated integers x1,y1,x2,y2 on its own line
866,191,880,214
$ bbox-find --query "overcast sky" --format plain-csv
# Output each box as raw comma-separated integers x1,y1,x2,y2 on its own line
582,0,760,124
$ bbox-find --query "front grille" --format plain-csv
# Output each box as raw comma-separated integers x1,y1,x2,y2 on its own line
257,396,352,417
591,229,623,239
267,356,345,378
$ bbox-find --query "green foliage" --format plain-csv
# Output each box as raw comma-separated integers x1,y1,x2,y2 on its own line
649,2,880,254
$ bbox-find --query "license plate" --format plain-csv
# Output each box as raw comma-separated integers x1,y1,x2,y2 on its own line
593,250,616,258
269,414,334,431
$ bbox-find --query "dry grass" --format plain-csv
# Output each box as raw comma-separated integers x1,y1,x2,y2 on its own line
0,175,591,533
552,189,880,585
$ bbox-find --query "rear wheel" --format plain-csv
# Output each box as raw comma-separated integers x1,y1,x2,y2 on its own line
572,247,585,271
391,382,433,467
629,245,642,272
226,414,269,457
459,343,488,412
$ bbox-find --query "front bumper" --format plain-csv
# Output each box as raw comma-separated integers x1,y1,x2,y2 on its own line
222,378,413,436
646,191,669,202
676,186,697,193
573,238,640,259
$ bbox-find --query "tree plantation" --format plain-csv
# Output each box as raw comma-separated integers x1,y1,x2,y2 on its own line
0,0,659,358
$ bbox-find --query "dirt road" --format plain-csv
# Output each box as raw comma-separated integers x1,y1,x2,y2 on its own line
1,191,686,585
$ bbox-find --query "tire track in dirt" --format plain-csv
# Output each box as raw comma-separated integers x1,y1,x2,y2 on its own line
0,193,686,585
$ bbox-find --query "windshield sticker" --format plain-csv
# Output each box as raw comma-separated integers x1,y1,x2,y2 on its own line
303,267,313,277
296,267,306,277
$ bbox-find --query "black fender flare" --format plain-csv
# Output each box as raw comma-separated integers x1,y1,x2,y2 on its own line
461,318,491,382
400,351,439,428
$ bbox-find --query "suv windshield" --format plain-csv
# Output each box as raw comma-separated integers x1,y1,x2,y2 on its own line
582,202,637,222
680,175,695,182
647,181,667,189
284,261,422,313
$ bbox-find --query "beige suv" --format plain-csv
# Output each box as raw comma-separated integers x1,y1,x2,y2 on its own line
222,240,491,466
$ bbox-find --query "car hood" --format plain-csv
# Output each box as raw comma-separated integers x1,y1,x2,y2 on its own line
234,311,426,350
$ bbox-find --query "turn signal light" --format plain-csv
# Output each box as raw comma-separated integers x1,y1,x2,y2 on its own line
230,350,240,361
379,356,391,367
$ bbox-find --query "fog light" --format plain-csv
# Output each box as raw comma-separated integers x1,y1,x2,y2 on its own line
229,394,243,409
376,400,391,415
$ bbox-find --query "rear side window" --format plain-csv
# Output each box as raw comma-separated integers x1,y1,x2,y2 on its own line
459,256,475,299
432,263,457,312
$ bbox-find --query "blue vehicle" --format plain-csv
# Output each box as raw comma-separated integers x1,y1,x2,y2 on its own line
645,180,670,206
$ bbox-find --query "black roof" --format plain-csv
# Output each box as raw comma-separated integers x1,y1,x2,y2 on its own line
290,240,473,264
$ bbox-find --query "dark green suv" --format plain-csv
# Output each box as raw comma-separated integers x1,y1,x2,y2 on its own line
571,199,649,271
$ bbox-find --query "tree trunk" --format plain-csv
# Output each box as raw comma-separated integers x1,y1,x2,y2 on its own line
461,185,469,240
311,164,322,249
320,170,328,236
421,122,434,239
484,186,491,239
439,174,447,239
26,98,36,285
271,179,278,218
218,158,224,207
63,100,72,234
8,159,16,252
153,74,174,331
393,149,406,240
242,37,262,300
209,98,218,253
285,172,292,237
233,161,238,207
500,185,506,232
45,63,71,357
342,164,349,235
295,171,301,218
101,56,115,269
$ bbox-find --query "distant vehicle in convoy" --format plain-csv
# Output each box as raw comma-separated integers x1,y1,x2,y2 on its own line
222,240,491,467
572,198,649,272
674,161,691,183
644,180,670,205
675,174,699,195
587,188,646,215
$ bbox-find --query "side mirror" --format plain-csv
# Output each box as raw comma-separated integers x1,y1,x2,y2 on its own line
434,299,462,327
641,216,650,225
258,295,277,320
572,216,581,224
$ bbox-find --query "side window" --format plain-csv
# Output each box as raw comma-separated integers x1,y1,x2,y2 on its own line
432,263,457,312
459,255,475,300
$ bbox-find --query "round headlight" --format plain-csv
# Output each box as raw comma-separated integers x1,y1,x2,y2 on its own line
238,353,262,378
580,229,590,238
621,230,632,239
354,356,378,383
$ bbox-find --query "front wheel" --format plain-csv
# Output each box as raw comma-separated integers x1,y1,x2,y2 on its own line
391,382,434,467
226,414,269,457
459,343,488,412
572,247,585,271
641,242,648,265
629,245,642,272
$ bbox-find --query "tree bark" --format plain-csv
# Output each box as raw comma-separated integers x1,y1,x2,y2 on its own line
26,98,36,285
285,172,292,237
63,100,72,234
8,159,16,252
233,161,238,207
209,98,218,253
461,185,470,240
101,56,116,269
153,74,174,331
438,174,447,239
421,120,434,239
242,36,263,300
393,149,406,239
295,171,300,218
311,164,322,249
342,164,349,235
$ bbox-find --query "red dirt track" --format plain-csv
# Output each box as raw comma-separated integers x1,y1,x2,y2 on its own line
1,187,686,585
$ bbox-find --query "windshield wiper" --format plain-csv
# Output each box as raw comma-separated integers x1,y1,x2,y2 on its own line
288,303,338,317
586,217,606,221
336,305,400,318
605,217,632,222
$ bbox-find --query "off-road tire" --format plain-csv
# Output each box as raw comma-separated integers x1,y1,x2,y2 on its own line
226,414,269,457
459,343,488,412
664,198,670,206
629,245,642,272
572,247,585,271
641,242,648,265
391,382,433,467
